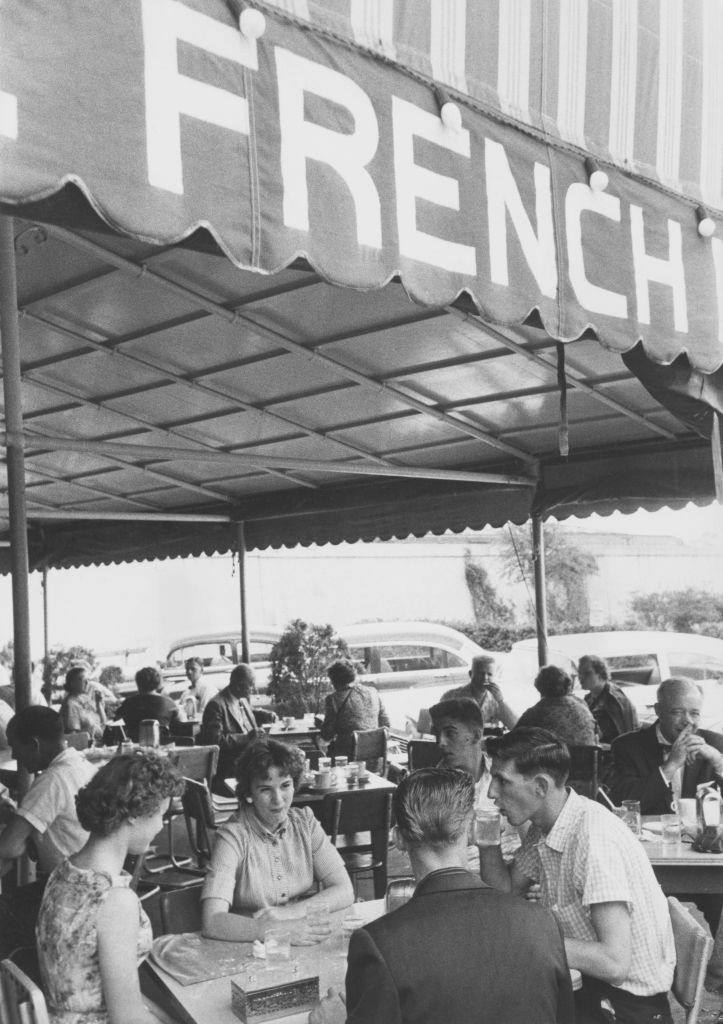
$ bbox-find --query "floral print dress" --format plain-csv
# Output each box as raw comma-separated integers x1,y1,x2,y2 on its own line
36,860,152,1024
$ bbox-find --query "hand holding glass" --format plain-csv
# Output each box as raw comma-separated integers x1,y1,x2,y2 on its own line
474,810,501,847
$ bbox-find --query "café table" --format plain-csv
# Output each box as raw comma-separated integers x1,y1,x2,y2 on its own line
140,899,581,1024
266,719,321,750
141,898,386,1024
642,815,723,896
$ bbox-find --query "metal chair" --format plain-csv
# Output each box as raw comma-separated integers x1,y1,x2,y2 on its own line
350,728,388,776
668,897,714,1024
567,745,600,799
158,883,204,935
321,788,393,899
407,740,439,772
0,958,49,1024
385,877,415,913
63,731,90,751
182,778,219,872
144,745,219,874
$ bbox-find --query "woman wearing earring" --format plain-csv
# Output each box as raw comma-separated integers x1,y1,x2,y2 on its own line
201,739,353,944
36,752,182,1024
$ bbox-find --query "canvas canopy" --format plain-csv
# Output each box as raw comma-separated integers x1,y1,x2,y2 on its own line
0,0,721,576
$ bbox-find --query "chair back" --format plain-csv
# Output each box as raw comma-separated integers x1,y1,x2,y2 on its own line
407,740,439,772
322,788,393,844
351,728,388,776
159,883,204,935
64,731,90,751
167,745,219,789
0,958,50,1024
668,897,714,1024
182,778,218,870
567,745,600,799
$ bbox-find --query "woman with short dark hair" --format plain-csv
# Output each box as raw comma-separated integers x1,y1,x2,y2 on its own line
201,738,353,943
36,752,182,1024
514,665,597,747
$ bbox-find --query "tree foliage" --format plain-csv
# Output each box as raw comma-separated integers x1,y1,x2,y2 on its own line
630,589,723,635
42,644,97,687
463,550,514,629
268,619,349,716
502,525,598,632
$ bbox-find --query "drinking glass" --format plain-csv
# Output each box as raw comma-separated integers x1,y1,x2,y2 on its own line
334,908,364,958
264,927,291,965
661,813,682,848
306,898,331,928
334,756,348,769
621,799,641,836
474,810,501,847
319,757,332,771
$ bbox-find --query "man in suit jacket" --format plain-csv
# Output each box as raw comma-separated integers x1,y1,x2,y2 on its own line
310,768,573,1024
200,664,273,789
609,676,723,814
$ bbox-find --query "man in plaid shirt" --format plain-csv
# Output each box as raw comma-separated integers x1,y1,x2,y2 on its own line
479,727,675,1024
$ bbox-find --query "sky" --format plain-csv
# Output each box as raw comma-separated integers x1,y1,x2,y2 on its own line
0,500,720,665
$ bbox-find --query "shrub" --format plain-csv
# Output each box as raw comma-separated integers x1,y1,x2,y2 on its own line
268,619,349,716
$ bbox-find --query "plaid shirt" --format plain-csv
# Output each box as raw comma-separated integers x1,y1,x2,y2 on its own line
515,789,675,997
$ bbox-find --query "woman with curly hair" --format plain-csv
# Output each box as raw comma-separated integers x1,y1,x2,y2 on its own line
201,739,353,944
36,752,182,1024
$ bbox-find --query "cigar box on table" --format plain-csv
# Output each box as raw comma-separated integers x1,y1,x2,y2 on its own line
230,969,319,1023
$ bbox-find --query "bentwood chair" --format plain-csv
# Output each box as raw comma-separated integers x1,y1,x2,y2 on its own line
350,728,388,776
159,883,204,935
144,745,219,874
567,745,601,800
406,740,439,772
0,958,49,1024
668,897,714,1024
321,788,394,899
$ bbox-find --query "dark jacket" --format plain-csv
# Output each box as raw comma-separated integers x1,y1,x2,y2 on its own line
585,682,638,744
114,691,182,743
345,867,574,1024
200,688,260,779
609,722,723,813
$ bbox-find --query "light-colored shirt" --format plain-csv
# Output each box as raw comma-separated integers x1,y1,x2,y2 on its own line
656,723,683,806
202,804,345,913
179,677,217,715
440,683,517,731
17,747,96,872
515,788,675,997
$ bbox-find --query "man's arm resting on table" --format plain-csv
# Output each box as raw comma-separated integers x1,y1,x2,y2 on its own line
563,901,632,987
477,843,531,895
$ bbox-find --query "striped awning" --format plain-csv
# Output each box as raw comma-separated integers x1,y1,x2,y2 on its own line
274,0,723,213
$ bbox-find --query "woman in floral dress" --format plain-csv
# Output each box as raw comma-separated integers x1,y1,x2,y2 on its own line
36,752,182,1024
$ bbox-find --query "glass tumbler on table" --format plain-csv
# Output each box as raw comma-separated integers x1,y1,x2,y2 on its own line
264,927,291,966
474,809,501,847
661,813,682,848
620,799,641,836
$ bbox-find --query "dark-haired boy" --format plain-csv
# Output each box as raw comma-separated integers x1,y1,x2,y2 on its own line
0,705,95,955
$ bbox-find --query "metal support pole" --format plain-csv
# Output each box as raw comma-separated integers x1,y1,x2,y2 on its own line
0,216,32,714
532,511,549,667
236,522,249,665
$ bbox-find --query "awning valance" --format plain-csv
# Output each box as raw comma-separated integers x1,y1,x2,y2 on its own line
1,1,722,370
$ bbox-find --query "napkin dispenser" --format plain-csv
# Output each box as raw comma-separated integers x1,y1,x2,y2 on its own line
230,970,319,1023
692,783,723,853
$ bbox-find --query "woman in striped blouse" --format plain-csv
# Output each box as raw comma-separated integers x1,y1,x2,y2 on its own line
201,739,353,944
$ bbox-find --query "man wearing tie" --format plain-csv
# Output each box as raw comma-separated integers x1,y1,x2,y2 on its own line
200,664,273,790
609,677,723,814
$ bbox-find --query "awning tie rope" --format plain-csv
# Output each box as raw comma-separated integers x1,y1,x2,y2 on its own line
556,342,569,458
712,413,723,504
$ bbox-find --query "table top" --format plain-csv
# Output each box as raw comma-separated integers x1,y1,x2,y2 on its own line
143,898,582,1024
143,899,386,1024
266,720,320,738
641,816,723,867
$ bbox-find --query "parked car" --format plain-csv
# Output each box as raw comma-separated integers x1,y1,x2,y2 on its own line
115,627,282,703
338,621,502,733
504,631,723,731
